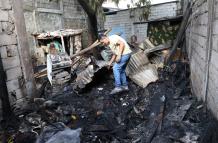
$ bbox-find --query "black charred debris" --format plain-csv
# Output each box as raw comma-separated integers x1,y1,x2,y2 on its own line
1,61,218,143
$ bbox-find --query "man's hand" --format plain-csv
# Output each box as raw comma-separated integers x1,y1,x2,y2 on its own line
107,54,116,69
115,55,121,63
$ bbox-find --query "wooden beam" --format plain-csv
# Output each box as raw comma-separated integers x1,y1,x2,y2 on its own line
166,2,192,64
71,41,101,58
71,28,111,58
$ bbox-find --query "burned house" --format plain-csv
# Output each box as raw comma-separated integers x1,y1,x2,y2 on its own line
33,29,83,86
0,0,88,115
1,0,218,143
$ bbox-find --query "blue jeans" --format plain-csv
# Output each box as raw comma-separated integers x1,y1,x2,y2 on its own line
113,54,131,87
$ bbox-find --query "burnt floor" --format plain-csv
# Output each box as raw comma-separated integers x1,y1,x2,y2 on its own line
1,61,218,143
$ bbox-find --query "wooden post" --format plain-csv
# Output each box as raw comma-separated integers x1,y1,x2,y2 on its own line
166,2,192,64
70,36,74,56
74,35,82,54
60,34,66,53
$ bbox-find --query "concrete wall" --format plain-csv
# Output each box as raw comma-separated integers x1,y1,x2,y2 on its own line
186,0,218,118
0,0,35,115
22,0,88,54
105,1,181,43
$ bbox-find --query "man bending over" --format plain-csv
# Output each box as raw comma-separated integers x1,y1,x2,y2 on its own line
100,35,132,94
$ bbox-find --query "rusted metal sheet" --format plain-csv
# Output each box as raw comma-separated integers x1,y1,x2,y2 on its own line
126,51,158,88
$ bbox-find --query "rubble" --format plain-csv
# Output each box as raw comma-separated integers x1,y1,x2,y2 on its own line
126,38,171,88
1,0,218,142
47,52,72,85
0,28,217,143
32,29,83,89
36,122,81,143
72,57,108,90
1,58,218,143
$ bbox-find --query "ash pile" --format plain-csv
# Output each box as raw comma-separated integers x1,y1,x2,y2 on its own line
2,59,218,143
44,56,108,97
2,27,218,142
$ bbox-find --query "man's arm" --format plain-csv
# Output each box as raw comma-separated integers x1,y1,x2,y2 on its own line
115,40,125,62
109,54,116,66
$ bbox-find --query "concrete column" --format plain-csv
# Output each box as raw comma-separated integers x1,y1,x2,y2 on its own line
12,0,36,97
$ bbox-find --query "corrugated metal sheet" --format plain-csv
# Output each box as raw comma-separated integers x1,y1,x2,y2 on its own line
149,55,164,68
126,51,158,88
130,66,158,88
126,51,149,75
73,60,108,89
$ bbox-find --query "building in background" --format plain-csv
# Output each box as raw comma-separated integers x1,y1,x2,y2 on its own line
104,1,182,44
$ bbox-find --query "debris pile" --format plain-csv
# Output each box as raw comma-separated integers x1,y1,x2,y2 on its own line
71,56,108,90
50,70,71,85
126,50,158,88
47,52,72,85
1,59,217,143
36,122,81,143
32,29,83,86
126,38,172,88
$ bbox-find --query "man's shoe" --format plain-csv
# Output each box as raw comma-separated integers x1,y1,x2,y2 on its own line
122,86,129,91
110,87,123,95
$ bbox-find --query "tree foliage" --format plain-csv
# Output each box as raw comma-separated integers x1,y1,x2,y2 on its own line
127,0,151,21
110,0,151,20
77,0,105,43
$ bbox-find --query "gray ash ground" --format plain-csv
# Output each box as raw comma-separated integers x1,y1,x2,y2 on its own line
1,61,218,143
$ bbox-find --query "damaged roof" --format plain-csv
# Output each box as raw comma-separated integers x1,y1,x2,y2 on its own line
32,29,83,39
